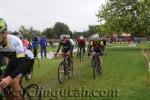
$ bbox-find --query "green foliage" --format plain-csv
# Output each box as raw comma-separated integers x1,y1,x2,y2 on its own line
42,22,72,39
88,25,98,34
18,25,41,41
43,28,57,39
53,22,72,38
72,31,89,38
97,0,150,35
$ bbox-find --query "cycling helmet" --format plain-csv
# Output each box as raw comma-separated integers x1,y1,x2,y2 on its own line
89,34,99,40
60,34,67,40
0,18,7,33
80,36,84,39
67,35,70,39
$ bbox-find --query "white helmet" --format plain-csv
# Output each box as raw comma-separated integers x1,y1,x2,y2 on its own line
67,35,70,39
90,34,99,40
80,36,84,39
60,34,64,39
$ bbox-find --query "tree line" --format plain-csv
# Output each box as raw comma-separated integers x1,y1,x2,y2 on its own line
12,22,98,40
96,0,150,36
12,0,149,40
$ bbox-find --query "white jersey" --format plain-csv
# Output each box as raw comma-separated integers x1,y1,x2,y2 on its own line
7,34,25,54
70,39,74,45
24,48,34,59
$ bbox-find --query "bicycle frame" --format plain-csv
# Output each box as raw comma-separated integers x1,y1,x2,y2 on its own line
57,53,73,84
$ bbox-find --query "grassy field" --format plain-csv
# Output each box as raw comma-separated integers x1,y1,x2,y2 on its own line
23,44,150,100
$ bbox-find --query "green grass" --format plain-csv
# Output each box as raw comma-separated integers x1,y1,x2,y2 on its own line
23,44,150,100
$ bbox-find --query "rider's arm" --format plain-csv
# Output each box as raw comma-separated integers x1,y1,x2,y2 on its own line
56,42,61,53
89,41,93,50
83,39,86,46
68,40,73,51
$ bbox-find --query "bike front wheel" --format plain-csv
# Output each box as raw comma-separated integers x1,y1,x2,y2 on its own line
68,61,73,79
79,51,83,62
23,84,41,100
58,62,65,84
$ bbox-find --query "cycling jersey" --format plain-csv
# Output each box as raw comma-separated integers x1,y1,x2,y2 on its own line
24,48,34,59
70,39,74,46
3,34,31,79
90,40,104,48
22,39,29,48
77,38,85,46
57,40,72,53
89,39,104,55
7,34,25,54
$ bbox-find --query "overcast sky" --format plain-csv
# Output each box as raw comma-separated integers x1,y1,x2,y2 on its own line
0,0,105,32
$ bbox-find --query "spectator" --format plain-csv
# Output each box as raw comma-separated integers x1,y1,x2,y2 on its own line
40,34,47,58
32,34,39,58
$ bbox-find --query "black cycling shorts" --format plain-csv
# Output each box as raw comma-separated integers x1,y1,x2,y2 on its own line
4,57,31,79
26,58,34,74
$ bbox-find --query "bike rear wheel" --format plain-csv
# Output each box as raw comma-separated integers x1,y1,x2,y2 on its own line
95,57,101,75
79,50,83,62
91,57,96,79
92,57,101,80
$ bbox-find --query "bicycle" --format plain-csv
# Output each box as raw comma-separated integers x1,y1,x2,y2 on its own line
0,66,41,100
77,47,84,62
56,53,73,84
20,76,41,100
79,47,84,62
91,52,102,80
0,48,41,100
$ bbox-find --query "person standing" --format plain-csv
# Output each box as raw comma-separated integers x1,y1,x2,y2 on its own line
32,34,38,58
40,34,47,58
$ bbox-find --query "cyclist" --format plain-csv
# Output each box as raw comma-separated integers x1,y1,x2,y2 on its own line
0,18,31,99
18,35,34,79
88,34,104,71
67,35,74,55
76,36,86,55
55,35,73,68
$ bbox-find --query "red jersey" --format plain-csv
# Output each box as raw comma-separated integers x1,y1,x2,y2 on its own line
22,39,29,48
77,38,85,46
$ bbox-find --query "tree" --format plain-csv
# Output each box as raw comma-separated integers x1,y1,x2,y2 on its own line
18,26,40,41
72,31,89,39
88,25,99,34
43,28,57,39
53,22,72,38
96,0,150,36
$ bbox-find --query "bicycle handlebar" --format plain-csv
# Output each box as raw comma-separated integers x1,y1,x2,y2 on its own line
54,53,69,59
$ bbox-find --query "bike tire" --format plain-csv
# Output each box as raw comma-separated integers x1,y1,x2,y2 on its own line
58,62,65,84
23,84,40,100
68,61,73,79
95,57,101,75
92,57,96,80
79,51,83,62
